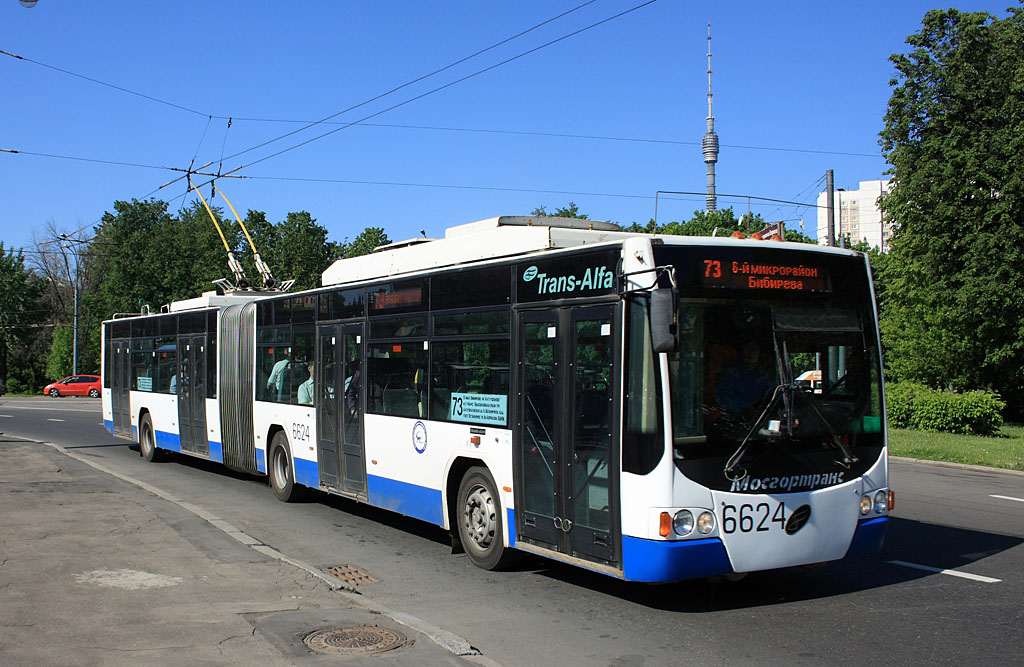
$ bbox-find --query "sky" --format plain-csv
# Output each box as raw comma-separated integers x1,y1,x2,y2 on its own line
1,0,1016,260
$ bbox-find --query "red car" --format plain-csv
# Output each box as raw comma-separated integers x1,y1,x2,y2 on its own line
43,375,101,398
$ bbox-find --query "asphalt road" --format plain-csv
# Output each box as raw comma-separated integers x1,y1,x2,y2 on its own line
2,396,1022,666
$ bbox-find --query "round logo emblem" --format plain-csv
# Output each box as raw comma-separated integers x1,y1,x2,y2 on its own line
522,265,538,282
412,421,428,454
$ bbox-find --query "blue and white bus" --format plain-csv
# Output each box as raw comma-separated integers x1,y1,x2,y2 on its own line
101,216,890,582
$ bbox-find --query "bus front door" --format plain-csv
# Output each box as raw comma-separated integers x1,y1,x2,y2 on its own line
317,324,366,497
516,305,618,565
177,335,209,456
111,340,131,436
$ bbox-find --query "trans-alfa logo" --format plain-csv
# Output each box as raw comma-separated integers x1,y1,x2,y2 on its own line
522,265,614,295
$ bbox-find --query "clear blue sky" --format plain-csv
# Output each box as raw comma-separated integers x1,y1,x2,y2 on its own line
0,0,1014,257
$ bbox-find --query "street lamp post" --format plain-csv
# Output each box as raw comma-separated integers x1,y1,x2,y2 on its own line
59,243,78,375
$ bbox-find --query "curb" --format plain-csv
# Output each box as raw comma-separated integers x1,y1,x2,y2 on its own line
890,455,1024,477
28,437,485,660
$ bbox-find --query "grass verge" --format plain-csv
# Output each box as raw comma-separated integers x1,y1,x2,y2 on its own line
889,423,1024,472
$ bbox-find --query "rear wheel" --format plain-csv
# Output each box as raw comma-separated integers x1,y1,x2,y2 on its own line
457,467,520,570
49,388,60,398
269,431,302,502
88,388,100,398
139,413,160,462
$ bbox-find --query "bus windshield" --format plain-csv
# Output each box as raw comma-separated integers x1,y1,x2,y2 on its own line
653,245,884,493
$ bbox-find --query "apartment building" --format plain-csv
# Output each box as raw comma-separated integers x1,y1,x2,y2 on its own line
816,179,892,249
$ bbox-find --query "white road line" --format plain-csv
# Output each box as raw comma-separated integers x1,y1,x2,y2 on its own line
990,494,1024,504
46,418,66,422
887,560,1001,583
0,415,13,418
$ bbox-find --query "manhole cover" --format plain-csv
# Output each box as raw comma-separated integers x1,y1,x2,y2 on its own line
325,564,379,586
304,625,408,654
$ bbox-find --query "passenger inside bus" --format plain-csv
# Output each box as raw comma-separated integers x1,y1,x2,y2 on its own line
297,363,314,405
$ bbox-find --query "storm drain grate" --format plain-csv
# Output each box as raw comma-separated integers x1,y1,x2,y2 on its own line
325,564,379,587
304,625,408,654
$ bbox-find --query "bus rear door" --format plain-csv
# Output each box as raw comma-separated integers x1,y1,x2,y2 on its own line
111,340,131,436
317,323,366,496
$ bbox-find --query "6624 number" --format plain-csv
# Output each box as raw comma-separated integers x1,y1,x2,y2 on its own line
722,502,786,534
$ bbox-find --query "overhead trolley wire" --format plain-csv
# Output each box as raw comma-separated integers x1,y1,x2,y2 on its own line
215,0,608,166
0,48,208,117
222,0,661,174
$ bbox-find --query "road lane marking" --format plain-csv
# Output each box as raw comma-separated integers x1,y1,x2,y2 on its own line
990,494,1024,503
47,418,66,422
0,415,13,418
887,560,1001,583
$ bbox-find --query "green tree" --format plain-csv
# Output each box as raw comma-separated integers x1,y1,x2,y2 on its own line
531,202,589,219
878,6,1024,414
45,326,74,380
0,243,47,386
84,198,241,319
344,227,390,258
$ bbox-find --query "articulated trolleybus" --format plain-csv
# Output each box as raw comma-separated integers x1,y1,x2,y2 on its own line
101,216,890,582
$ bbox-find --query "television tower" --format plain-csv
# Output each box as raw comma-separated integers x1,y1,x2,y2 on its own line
703,23,720,212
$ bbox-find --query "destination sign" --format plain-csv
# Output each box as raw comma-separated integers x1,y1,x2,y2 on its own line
701,258,830,292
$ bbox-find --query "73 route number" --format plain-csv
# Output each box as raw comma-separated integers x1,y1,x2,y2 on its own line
722,502,786,534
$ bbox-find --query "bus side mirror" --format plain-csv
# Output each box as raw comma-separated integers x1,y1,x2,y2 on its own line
649,288,677,353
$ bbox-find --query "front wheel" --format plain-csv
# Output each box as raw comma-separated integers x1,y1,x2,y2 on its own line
456,467,519,570
269,431,302,502
49,388,60,398
139,413,160,462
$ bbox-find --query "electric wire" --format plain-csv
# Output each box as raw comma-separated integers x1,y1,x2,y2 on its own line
0,48,208,117
216,0,638,168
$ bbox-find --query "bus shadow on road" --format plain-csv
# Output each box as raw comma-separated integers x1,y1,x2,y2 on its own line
156,448,455,547
531,516,1022,611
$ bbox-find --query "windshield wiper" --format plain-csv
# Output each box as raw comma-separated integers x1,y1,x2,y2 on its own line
799,393,859,468
723,384,785,479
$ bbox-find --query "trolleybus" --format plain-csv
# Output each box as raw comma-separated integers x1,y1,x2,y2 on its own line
101,215,890,582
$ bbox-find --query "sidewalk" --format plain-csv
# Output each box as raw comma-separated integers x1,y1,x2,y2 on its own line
0,435,484,666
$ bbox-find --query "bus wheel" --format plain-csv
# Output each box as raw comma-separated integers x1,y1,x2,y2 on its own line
139,414,160,462
269,431,301,502
457,467,519,571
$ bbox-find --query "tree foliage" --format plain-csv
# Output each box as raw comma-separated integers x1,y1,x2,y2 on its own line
620,207,816,244
237,210,340,291
531,202,589,219
879,6,1024,415
0,243,46,385
343,227,390,258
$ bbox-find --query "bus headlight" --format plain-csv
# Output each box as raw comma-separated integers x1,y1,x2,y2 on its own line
874,490,888,514
860,495,872,515
672,510,694,536
697,511,716,534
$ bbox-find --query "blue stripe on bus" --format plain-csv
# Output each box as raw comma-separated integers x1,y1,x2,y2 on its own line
132,425,138,441
104,419,113,434
621,536,733,582
155,429,181,453
294,457,319,489
507,509,516,548
844,516,888,558
256,448,266,473
208,440,223,463
367,475,444,526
